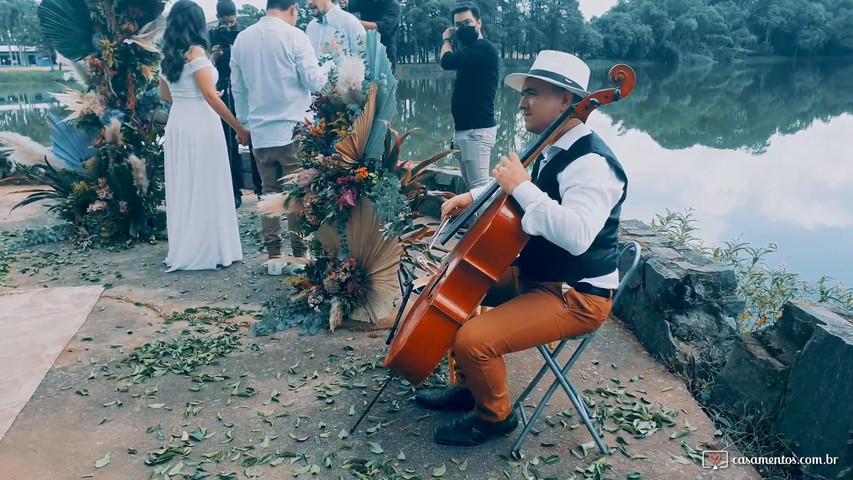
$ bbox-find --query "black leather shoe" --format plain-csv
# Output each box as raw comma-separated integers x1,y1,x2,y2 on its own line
434,411,519,446
414,385,475,412
234,193,242,209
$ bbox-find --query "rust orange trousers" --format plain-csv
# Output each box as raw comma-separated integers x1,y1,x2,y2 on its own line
451,266,613,422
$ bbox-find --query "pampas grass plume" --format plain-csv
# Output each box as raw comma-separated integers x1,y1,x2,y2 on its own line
127,154,149,195
0,132,57,168
257,193,289,218
335,54,365,105
105,118,123,145
329,297,343,332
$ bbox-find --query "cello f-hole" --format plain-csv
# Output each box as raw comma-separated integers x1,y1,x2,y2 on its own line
427,263,449,299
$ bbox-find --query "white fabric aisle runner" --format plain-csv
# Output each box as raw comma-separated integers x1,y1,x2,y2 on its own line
0,286,104,441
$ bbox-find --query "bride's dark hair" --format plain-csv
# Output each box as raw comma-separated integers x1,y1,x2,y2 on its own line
161,0,209,83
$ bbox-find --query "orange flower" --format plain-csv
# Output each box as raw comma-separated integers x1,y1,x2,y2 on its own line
356,167,369,180
308,119,327,137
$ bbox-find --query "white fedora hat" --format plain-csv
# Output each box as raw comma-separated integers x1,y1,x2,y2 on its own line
505,50,591,99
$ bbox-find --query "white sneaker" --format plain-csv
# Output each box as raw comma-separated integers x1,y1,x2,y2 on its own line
264,256,308,276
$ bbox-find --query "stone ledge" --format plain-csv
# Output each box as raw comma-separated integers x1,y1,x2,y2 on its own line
617,220,743,377
776,305,853,478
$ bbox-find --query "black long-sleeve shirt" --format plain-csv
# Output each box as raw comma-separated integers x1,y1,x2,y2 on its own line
346,0,401,63
440,39,500,131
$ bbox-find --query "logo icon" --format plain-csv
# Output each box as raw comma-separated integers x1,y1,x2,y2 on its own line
702,450,729,469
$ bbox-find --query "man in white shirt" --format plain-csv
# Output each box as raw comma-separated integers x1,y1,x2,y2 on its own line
306,0,366,57
230,0,328,263
414,51,628,447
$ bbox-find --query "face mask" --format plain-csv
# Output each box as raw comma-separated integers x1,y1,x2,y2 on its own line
455,25,479,45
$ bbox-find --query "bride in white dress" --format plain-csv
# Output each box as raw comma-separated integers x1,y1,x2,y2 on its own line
158,0,247,272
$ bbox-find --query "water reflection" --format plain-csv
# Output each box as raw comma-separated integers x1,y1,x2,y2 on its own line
597,59,853,153
0,105,65,147
395,60,853,285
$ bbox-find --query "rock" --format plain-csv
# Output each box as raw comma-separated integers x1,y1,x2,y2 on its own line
752,324,798,366
776,311,853,479
429,167,467,193
715,331,789,413
616,224,743,377
776,300,853,350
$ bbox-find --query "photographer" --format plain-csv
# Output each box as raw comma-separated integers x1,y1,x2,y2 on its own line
209,0,258,208
439,3,500,191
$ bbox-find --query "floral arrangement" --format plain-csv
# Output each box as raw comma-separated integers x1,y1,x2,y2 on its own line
0,0,168,246
254,32,454,336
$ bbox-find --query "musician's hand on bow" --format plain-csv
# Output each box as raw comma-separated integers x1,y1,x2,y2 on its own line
493,153,531,195
441,192,473,221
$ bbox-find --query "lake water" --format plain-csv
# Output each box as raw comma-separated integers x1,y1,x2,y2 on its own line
2,59,852,286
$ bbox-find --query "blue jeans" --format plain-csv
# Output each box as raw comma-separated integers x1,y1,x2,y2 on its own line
453,126,498,190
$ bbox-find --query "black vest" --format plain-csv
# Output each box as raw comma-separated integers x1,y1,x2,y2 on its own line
516,132,627,284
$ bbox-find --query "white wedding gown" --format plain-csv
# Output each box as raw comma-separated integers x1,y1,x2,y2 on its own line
162,56,242,272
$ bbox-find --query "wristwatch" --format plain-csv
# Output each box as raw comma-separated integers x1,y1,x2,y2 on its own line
443,38,452,44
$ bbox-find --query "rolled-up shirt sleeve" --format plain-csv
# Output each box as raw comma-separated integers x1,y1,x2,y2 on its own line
511,154,625,256
294,33,327,92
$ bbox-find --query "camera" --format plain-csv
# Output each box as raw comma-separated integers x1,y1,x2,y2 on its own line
214,24,240,50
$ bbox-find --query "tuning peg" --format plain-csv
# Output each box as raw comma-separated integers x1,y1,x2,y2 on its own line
589,98,601,107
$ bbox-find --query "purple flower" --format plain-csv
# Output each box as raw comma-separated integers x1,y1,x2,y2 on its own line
336,188,358,211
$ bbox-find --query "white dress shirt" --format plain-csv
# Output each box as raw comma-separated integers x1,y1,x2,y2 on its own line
470,123,626,289
306,5,366,57
230,16,329,149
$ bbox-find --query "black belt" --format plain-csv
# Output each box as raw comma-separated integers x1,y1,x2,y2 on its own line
573,282,613,299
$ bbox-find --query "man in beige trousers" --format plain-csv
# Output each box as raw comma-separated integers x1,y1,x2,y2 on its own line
231,0,329,269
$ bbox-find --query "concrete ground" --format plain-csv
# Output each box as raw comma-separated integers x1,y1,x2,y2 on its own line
0,188,761,480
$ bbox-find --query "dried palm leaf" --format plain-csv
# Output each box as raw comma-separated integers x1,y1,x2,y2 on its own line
37,0,95,61
363,31,398,160
315,223,342,255
346,197,404,323
47,113,94,172
336,83,377,166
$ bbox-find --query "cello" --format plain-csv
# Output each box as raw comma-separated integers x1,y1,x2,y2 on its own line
381,64,637,387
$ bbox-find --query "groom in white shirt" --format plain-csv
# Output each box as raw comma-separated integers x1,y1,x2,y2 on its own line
230,0,328,265
306,0,366,57
414,51,629,447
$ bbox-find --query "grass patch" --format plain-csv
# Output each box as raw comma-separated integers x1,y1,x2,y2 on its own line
0,68,68,85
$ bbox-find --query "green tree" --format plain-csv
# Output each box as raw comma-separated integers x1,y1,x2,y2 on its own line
237,3,265,28
0,0,47,66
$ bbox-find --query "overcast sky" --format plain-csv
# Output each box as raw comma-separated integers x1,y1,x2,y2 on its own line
191,0,617,21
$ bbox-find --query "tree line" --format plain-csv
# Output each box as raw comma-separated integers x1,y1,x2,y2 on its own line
396,0,853,64
3,0,852,67
226,0,853,64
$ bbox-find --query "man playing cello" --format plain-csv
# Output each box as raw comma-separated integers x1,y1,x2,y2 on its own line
415,50,629,446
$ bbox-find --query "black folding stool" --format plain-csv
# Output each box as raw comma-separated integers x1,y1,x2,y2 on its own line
510,241,642,457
